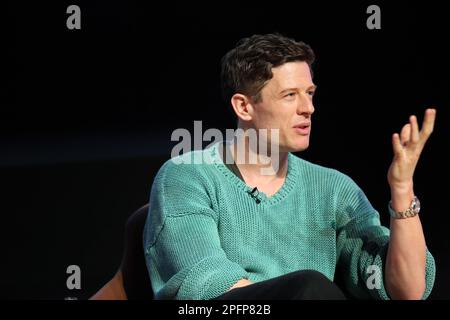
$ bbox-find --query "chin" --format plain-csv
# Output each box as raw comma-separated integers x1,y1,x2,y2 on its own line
292,144,309,152
279,141,310,153
291,137,310,152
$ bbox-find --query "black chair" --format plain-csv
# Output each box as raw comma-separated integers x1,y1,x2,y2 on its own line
90,204,153,300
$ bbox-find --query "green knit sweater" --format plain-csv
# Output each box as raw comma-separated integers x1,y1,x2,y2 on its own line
143,141,435,300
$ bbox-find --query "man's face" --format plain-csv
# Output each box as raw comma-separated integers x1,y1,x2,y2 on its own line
251,61,316,153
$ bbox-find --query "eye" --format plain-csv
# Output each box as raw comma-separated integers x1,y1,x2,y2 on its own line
307,91,315,97
284,92,296,98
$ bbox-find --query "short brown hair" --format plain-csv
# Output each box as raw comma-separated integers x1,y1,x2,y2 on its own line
220,33,315,104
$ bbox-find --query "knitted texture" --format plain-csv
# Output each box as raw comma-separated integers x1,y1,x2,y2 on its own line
143,142,435,300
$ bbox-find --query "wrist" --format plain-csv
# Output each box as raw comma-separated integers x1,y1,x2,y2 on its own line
389,179,414,194
390,185,415,213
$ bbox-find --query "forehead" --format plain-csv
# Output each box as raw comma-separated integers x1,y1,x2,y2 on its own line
268,61,313,90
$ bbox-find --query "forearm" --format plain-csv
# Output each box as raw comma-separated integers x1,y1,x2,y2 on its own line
385,184,426,299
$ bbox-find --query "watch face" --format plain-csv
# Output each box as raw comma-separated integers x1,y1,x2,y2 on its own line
412,196,421,214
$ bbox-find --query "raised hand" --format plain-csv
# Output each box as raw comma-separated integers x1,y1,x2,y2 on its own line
387,108,436,190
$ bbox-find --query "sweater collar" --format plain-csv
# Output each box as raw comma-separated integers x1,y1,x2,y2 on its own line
209,141,299,206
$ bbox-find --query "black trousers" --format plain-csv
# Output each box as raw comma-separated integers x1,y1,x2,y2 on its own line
214,270,346,300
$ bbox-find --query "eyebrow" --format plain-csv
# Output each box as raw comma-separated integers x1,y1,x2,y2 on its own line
279,84,317,95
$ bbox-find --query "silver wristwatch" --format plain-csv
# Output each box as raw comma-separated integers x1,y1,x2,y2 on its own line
388,196,421,219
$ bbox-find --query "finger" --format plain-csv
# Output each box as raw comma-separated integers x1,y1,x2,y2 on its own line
400,123,411,146
420,108,436,142
409,115,420,144
392,133,403,156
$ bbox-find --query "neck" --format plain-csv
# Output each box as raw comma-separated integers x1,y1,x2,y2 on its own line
227,131,289,183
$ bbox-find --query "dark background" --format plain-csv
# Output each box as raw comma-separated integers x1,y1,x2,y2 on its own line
2,1,449,299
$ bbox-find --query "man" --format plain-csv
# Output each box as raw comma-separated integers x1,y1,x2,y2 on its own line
143,33,436,300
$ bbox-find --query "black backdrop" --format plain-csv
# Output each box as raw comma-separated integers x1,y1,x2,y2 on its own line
2,1,449,299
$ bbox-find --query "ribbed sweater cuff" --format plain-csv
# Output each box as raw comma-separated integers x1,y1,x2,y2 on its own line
371,248,436,300
176,256,249,300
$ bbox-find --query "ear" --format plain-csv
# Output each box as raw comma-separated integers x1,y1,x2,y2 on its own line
230,93,254,122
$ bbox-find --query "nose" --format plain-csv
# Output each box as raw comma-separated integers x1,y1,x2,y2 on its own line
296,93,315,116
